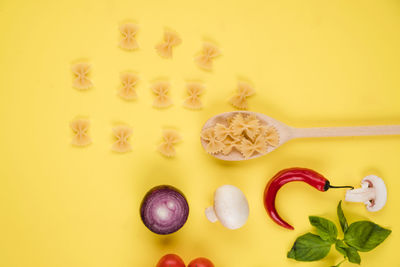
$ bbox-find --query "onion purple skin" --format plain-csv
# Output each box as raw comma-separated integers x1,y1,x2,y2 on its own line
140,185,189,235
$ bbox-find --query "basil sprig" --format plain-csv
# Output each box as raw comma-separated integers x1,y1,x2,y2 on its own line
287,201,391,266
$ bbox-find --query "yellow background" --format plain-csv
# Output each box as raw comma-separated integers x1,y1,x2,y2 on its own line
0,0,399,266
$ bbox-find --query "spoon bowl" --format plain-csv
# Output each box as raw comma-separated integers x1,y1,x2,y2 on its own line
201,111,293,161
201,111,400,161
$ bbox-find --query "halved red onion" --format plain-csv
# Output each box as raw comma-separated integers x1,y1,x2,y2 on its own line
140,185,189,235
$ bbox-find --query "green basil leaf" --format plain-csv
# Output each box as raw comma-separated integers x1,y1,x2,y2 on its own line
344,221,392,252
335,240,361,264
309,216,338,243
337,201,348,233
287,233,332,261
335,240,348,257
346,246,361,264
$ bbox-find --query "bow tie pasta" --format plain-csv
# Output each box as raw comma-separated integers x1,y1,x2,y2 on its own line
195,42,220,70
155,30,182,58
112,125,133,153
119,23,139,50
158,129,181,157
70,119,91,146
201,113,279,159
229,81,255,110
152,81,173,108
119,72,139,100
183,82,205,110
72,63,93,90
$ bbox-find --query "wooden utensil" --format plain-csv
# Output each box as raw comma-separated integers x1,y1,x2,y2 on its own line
201,111,400,161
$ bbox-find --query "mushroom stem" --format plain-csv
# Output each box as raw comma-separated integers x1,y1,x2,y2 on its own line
205,206,218,223
345,182,376,204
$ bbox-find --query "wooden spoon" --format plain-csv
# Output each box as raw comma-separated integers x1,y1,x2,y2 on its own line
201,111,400,161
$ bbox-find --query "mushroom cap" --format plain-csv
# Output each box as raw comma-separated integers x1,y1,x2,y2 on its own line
213,185,249,229
362,175,387,212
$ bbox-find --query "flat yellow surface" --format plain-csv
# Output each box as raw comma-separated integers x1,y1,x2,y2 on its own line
1,0,399,266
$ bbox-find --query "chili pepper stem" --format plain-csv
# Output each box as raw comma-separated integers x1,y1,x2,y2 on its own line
324,180,354,191
329,185,354,189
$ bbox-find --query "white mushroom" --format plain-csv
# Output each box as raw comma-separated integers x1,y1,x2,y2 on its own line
345,175,387,212
205,185,249,230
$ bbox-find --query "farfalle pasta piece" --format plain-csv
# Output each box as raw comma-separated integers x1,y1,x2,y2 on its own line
230,113,246,136
183,82,204,110
230,113,260,140
112,125,132,153
155,30,182,58
201,127,215,141
195,42,220,70
158,129,181,157
200,127,224,154
119,23,139,50
72,63,93,90
230,94,248,110
70,119,91,146
119,73,139,100
237,135,268,159
229,81,255,110
162,129,181,144
214,123,232,140
222,136,241,155
159,143,175,157
237,81,255,97
260,125,279,147
152,81,172,108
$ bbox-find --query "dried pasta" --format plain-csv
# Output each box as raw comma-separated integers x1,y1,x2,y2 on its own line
230,94,248,110
195,42,220,70
229,81,255,110
237,135,268,159
155,30,182,58
119,23,139,50
214,123,232,140
183,82,204,110
261,125,279,147
158,129,181,157
152,81,172,108
72,63,92,90
230,113,260,140
119,73,139,100
237,81,255,97
222,136,241,155
112,125,132,153
70,119,91,146
200,113,280,159
200,127,224,154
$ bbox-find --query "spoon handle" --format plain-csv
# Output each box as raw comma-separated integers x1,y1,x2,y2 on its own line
292,125,400,139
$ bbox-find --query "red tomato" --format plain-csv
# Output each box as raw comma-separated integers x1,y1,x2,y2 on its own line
188,257,214,267
156,254,185,267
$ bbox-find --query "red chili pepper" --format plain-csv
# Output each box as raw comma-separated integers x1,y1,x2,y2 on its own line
263,167,353,230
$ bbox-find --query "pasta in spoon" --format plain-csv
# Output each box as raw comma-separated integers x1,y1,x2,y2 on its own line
201,112,279,159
